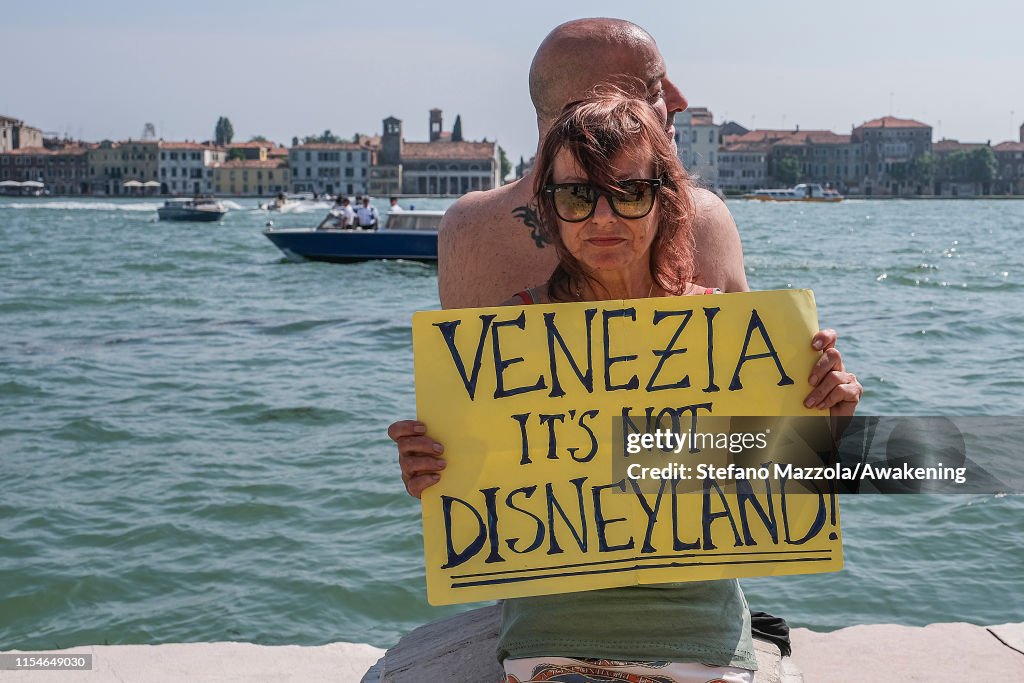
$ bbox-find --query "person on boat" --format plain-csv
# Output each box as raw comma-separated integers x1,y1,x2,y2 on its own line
389,197,403,213
317,196,354,230
355,196,380,229
397,87,862,682
336,197,356,227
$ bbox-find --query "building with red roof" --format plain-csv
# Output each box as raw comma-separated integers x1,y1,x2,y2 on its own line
158,141,226,195
0,144,93,194
372,110,498,196
850,117,933,195
213,159,290,196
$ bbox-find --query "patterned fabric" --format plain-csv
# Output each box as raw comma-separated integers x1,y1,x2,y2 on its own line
502,656,754,683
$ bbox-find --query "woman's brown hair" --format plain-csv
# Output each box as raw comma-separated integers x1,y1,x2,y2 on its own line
532,80,696,301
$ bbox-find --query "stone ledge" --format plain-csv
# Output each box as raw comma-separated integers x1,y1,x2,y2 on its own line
4,620,1021,681
790,621,1024,682
0,641,385,683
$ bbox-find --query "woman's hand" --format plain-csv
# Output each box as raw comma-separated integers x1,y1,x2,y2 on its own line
388,420,446,499
805,329,862,417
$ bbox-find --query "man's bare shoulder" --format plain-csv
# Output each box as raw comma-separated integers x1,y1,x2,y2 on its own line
439,180,528,238
438,178,555,308
686,186,750,292
689,186,734,233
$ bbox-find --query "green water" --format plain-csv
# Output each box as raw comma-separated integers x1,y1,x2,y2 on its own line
1,197,1022,650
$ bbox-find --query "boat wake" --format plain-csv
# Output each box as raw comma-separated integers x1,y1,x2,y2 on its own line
277,202,334,214
0,201,162,212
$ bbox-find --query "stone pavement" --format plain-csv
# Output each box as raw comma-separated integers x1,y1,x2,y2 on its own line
2,618,1021,681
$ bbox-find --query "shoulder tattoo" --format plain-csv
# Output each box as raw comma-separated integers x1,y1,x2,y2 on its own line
511,203,548,249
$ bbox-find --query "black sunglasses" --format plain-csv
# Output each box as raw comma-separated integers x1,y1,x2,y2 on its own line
542,178,662,223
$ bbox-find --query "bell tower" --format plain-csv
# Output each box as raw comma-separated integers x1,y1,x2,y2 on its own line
429,109,443,142
381,117,402,165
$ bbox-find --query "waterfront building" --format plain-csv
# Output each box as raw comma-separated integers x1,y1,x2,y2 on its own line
674,107,719,188
158,142,226,195
122,140,160,187
290,142,374,195
850,116,932,195
377,111,498,195
0,115,43,153
993,131,1024,195
719,129,811,190
86,140,160,194
213,159,291,196
87,141,123,195
369,117,402,197
767,130,859,191
931,139,994,197
0,145,92,194
400,140,498,195
717,141,769,192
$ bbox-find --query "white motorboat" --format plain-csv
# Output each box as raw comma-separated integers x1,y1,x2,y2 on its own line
157,196,229,221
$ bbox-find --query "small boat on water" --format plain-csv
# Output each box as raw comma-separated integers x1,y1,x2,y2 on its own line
744,184,844,202
157,196,229,221
263,210,443,263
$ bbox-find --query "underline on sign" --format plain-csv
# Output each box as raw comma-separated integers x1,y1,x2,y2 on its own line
449,553,833,587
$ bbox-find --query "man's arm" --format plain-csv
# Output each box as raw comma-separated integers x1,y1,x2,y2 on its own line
437,197,477,309
691,188,749,293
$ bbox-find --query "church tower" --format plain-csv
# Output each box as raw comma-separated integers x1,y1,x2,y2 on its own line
380,117,402,165
429,109,443,142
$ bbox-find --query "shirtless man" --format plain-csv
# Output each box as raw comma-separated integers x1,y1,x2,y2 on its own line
392,18,861,497
441,18,745,309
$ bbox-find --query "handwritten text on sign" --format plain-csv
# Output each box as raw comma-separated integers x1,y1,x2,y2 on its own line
412,289,843,605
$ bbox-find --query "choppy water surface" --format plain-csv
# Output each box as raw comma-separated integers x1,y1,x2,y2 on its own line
1,197,1022,650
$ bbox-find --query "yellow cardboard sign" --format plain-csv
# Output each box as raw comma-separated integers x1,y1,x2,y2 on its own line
412,289,843,605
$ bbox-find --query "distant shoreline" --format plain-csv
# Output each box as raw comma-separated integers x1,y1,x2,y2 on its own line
723,194,1024,201
4,193,1024,201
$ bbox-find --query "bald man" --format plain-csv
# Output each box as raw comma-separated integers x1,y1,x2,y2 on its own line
441,18,745,308
393,18,861,497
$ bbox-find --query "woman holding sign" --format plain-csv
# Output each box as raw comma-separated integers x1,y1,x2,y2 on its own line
397,84,862,682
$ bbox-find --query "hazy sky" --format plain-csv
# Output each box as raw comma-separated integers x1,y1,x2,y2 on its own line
3,0,1022,163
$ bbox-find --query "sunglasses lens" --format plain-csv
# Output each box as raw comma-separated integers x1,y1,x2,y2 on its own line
552,184,597,221
612,181,655,218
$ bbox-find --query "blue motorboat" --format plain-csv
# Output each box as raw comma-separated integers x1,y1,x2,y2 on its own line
262,210,443,263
